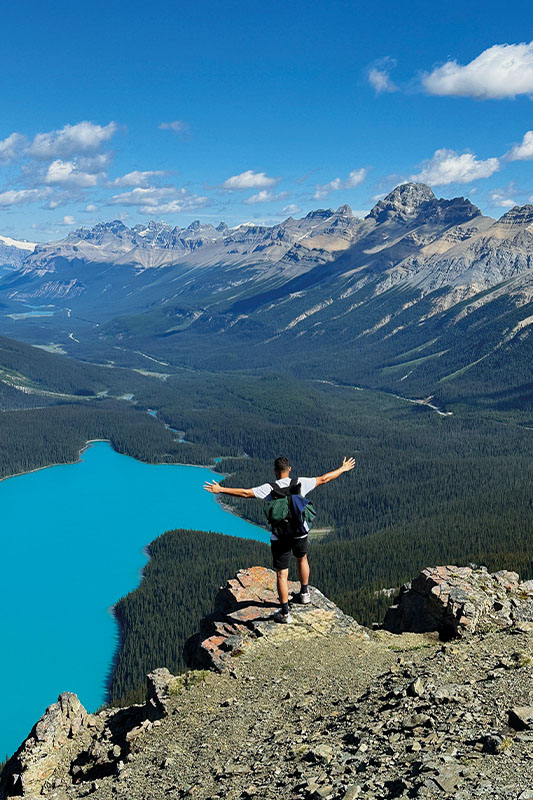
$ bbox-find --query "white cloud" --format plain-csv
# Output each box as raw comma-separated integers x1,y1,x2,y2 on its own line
63,215,76,225
76,153,112,173
45,159,101,188
506,130,533,161
411,148,499,185
244,190,289,205
368,59,398,93
222,170,280,190
282,203,301,215
244,190,274,204
110,170,168,187
140,197,208,214
345,169,367,188
489,189,517,208
368,68,397,93
0,188,51,207
85,204,98,212
314,168,367,199
109,186,208,215
110,187,176,206
159,120,189,135
29,121,117,159
423,42,533,99
0,132,28,161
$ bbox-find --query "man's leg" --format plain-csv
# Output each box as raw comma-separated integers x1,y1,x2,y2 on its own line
271,539,292,620
276,568,289,608
296,555,310,590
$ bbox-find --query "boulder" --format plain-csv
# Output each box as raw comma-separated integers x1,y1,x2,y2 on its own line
383,565,533,638
184,566,367,671
0,693,90,799
146,667,174,720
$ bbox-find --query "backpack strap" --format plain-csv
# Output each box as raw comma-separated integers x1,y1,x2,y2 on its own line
289,477,301,495
269,478,301,498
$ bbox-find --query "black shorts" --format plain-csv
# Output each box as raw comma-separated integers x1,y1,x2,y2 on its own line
271,535,309,571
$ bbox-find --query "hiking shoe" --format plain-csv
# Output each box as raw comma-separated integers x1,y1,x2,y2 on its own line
274,610,293,624
298,591,311,605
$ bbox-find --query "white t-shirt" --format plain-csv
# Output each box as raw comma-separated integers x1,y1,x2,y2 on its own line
252,477,317,542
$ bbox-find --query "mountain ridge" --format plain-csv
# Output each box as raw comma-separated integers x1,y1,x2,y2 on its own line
1,182,531,410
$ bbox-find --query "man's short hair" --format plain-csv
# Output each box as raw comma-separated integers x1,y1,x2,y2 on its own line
274,456,290,473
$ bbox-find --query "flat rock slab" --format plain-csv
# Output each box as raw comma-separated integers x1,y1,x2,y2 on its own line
184,566,368,671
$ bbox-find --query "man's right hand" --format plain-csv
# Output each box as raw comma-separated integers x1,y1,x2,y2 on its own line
341,457,356,472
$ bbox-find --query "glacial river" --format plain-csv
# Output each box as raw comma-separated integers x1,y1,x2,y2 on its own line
0,442,268,759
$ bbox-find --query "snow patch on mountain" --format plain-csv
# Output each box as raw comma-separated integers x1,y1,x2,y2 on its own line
0,235,37,251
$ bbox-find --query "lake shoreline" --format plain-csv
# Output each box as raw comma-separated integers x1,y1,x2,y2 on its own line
0,439,227,484
0,438,113,484
0,441,267,758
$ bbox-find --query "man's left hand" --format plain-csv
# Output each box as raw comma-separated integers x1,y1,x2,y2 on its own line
204,480,221,494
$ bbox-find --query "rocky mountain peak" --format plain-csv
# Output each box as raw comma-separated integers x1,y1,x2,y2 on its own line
368,182,436,222
305,208,335,220
335,203,353,217
498,204,533,227
95,220,128,234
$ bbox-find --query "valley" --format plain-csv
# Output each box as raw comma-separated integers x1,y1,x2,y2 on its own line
1,183,532,766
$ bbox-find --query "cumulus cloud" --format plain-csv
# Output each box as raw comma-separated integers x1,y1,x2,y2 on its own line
422,42,533,99
110,187,176,206
29,121,117,160
489,189,517,208
62,215,76,225
45,160,101,188
85,204,98,212
0,188,51,207
244,190,289,204
222,170,280,190
109,186,208,215
159,120,189,135
314,168,367,199
110,170,168,187
506,130,533,161
411,148,499,185
0,132,28,161
367,58,398,93
142,198,208,214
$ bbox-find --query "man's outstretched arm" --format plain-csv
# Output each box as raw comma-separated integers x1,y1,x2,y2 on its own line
315,456,356,486
204,480,255,498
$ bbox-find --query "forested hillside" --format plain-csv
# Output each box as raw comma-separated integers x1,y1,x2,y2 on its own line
109,529,271,705
1,333,532,706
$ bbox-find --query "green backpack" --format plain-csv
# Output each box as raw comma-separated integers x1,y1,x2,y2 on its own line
264,478,316,537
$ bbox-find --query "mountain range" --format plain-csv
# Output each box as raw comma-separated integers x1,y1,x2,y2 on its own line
1,182,532,409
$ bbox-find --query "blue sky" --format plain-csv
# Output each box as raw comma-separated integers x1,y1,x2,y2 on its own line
1,0,533,240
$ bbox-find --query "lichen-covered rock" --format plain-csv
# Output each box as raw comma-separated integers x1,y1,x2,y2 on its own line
383,565,533,637
184,566,368,671
0,692,90,799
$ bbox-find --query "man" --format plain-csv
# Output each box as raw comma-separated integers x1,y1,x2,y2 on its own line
204,455,356,623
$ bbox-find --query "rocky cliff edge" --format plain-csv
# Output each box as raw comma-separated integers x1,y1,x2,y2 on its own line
2,565,533,800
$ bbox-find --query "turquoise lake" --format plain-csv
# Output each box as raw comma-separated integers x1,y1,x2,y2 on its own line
0,442,269,758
